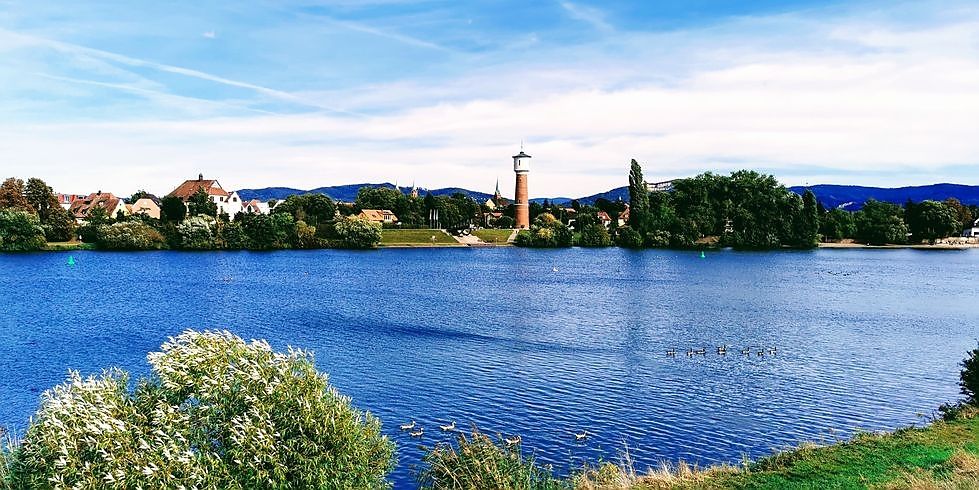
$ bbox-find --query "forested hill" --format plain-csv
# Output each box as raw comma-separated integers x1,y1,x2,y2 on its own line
237,182,979,209
789,184,979,210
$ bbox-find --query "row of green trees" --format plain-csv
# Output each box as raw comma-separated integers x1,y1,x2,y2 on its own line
0,178,77,251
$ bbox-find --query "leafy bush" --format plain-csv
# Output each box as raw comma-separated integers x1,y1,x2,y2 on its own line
644,230,671,247
96,221,165,250
177,216,216,250
514,214,573,248
0,209,46,251
293,220,320,249
6,330,395,488
216,221,247,249
418,429,562,490
333,216,382,249
241,213,295,250
615,226,644,248
577,223,611,247
494,216,515,229
961,343,979,405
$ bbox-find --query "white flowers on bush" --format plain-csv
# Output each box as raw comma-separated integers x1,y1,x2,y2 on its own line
8,330,395,489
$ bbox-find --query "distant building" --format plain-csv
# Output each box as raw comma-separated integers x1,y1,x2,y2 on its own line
964,218,979,237
617,205,630,227
596,211,613,229
69,192,129,222
485,180,510,210
129,198,161,219
241,199,271,215
56,193,87,210
358,209,398,224
646,180,674,193
167,174,243,218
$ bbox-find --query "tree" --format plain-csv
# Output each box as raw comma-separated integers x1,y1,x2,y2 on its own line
241,213,295,250
187,188,217,217
293,220,319,249
615,226,644,248
627,159,649,234
793,189,820,248
160,195,187,222
0,209,47,251
274,194,337,228
907,200,960,243
6,330,395,488
513,213,573,248
333,216,382,249
855,199,908,245
355,186,401,211
43,205,77,242
820,209,856,241
0,177,33,212
944,198,973,232
578,223,611,247
129,189,151,202
24,178,58,222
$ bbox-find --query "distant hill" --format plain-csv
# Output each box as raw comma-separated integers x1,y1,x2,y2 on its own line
236,183,495,203
789,184,979,210
236,182,979,211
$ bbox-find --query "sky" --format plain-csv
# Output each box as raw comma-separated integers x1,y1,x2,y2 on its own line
1,0,978,198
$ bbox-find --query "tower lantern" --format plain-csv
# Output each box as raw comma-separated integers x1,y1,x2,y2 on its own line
513,148,531,229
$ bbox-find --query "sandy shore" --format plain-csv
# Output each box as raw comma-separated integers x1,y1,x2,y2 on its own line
819,241,979,250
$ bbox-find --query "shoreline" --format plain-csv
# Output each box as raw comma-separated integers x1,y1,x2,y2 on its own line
818,242,979,250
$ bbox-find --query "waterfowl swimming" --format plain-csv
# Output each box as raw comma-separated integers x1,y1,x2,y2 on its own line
717,345,727,355
400,420,416,431
440,421,456,431
769,346,777,355
575,431,588,441
409,429,424,438
552,267,559,272
687,348,706,356
741,348,751,355
757,350,765,356
505,435,522,446
667,348,676,357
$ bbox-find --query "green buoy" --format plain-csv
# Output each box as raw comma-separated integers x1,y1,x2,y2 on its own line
699,250,706,259
67,256,76,266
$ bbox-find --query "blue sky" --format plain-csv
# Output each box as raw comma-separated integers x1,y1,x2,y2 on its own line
1,0,978,197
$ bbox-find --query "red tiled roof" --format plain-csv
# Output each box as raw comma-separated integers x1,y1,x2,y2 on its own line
167,179,229,200
69,193,122,219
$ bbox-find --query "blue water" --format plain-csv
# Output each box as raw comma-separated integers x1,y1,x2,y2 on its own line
2,248,977,487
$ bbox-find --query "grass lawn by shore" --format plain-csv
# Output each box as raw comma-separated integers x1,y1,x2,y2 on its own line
380,229,460,246
578,410,979,489
43,242,95,251
472,229,514,244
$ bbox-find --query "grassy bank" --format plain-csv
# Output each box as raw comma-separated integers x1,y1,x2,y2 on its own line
42,241,95,251
421,409,979,489
472,229,515,244
380,229,461,246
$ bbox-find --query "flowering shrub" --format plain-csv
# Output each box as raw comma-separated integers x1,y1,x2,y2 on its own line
96,221,165,250
177,216,216,250
6,330,395,488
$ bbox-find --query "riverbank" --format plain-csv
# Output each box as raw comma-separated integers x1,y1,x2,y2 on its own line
819,239,979,250
573,408,979,489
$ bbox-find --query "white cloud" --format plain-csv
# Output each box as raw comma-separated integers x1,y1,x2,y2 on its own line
202,30,216,39
559,1,613,32
2,2,979,198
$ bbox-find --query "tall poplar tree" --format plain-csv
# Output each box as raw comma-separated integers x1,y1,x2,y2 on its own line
627,159,649,234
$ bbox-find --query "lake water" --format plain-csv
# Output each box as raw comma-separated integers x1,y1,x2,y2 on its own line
2,248,977,487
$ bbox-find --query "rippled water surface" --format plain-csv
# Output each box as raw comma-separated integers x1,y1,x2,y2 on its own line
2,248,977,487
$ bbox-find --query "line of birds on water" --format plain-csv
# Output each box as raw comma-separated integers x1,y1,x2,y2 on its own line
398,420,588,443
666,345,777,357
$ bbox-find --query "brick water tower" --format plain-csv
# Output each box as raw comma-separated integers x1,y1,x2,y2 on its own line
513,148,532,229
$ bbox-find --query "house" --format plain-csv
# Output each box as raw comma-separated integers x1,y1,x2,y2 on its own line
69,192,130,222
129,198,161,219
167,174,243,218
358,209,398,224
483,211,503,227
596,211,613,229
56,193,87,210
964,218,979,237
617,205,630,227
241,199,270,215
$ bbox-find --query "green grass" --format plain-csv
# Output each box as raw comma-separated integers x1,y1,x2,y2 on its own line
472,229,514,244
380,229,458,246
587,409,979,490
43,242,95,251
